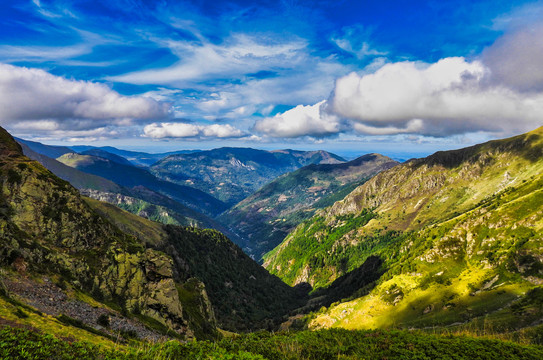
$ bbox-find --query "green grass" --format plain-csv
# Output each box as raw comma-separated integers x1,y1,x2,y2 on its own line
2,326,543,360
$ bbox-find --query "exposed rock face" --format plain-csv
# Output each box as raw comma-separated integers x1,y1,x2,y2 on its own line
0,127,193,338
96,248,191,336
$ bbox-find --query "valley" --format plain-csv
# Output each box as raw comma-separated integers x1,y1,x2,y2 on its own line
1,125,542,359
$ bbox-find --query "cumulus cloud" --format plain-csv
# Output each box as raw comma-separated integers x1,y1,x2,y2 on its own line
262,53,543,138
329,56,543,136
143,122,245,139
253,101,342,138
0,64,170,134
254,18,543,139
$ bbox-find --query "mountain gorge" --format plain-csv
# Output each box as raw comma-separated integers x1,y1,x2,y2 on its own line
2,125,543,358
219,153,398,260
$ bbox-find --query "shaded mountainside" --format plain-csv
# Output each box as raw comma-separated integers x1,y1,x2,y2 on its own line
70,145,198,167
86,199,305,332
79,149,134,166
150,147,346,205
15,137,73,159
0,128,202,339
19,142,123,193
264,126,543,332
56,152,228,217
0,127,302,339
218,153,398,260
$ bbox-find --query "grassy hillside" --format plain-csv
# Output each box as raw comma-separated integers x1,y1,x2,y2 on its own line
219,154,398,260
264,126,543,333
150,147,345,205
2,325,543,359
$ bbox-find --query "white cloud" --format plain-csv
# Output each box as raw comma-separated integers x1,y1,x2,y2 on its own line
352,119,424,135
0,63,170,133
143,122,245,139
329,56,543,136
331,25,387,59
253,101,342,138
249,17,543,140
264,54,543,138
11,125,127,143
110,33,352,120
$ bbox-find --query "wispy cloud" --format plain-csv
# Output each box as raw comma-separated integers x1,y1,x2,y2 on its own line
110,34,310,86
331,25,387,60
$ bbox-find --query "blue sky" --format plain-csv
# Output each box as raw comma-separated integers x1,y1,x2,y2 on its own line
1,0,543,157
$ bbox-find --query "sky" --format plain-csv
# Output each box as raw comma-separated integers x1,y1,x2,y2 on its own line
1,0,543,157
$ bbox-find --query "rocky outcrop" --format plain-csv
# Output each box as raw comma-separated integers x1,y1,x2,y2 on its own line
0,127,194,338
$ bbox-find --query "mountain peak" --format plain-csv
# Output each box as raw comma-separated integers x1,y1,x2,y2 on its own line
0,126,23,156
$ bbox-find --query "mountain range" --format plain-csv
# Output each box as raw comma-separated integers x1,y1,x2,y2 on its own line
2,125,543,357
150,147,346,205
0,127,303,340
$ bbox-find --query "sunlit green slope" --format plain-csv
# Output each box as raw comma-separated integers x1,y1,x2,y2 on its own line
264,126,543,331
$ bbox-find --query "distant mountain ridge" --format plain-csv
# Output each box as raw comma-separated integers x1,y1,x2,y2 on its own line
151,147,346,205
56,152,228,217
15,137,74,158
18,141,237,234
69,145,199,167
218,153,398,260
